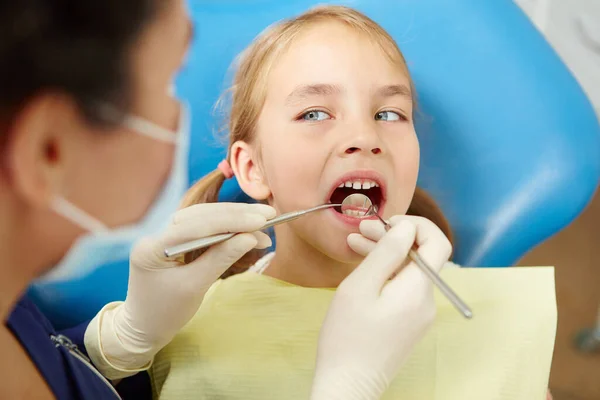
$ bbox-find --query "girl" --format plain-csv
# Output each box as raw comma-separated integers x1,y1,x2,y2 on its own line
150,5,462,400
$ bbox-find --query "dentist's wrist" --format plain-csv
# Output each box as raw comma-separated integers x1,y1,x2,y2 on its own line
84,302,154,380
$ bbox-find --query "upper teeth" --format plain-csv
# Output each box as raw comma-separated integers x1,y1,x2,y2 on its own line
338,180,379,190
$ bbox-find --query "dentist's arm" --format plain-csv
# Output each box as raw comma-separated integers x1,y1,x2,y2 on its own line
83,203,275,380
311,216,452,400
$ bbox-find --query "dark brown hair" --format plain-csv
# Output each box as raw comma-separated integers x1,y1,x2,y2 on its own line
0,0,165,132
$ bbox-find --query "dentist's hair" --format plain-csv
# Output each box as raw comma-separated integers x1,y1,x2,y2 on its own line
182,5,453,275
0,0,166,133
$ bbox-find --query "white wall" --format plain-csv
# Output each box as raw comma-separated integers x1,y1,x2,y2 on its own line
515,0,600,116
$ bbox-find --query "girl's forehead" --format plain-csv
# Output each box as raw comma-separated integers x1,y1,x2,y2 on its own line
274,23,403,71
267,32,409,95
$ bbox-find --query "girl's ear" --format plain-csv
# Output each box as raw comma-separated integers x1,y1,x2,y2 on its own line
230,141,271,200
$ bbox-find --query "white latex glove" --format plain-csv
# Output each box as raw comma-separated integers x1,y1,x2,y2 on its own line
84,203,276,380
311,215,452,400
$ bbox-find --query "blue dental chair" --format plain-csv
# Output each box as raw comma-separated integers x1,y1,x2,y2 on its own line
29,0,600,329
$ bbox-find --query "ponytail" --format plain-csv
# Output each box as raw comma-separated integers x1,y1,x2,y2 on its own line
180,170,225,208
180,168,266,277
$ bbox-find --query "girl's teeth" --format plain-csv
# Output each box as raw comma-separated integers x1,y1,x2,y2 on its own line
337,179,379,190
343,209,364,217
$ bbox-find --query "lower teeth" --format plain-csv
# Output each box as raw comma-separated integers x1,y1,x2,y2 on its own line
342,209,368,217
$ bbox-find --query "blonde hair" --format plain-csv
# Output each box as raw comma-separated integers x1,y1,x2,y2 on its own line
182,5,453,274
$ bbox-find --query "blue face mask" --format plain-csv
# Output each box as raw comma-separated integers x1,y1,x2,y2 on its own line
35,102,190,283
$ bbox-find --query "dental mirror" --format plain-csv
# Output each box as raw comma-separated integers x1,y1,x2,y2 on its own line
339,193,374,217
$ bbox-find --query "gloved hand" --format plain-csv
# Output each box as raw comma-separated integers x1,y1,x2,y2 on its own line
84,203,276,380
311,215,452,400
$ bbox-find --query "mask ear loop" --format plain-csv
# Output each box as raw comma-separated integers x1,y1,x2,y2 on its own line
122,115,178,143
97,103,179,143
50,197,109,233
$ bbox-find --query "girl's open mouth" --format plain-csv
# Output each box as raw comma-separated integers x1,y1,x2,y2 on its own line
328,176,385,218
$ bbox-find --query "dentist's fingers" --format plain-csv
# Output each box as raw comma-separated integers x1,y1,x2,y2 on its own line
182,233,259,285
252,231,273,249
383,216,452,299
161,212,268,248
346,218,392,256
340,220,417,295
389,215,451,274
357,219,388,242
347,233,376,256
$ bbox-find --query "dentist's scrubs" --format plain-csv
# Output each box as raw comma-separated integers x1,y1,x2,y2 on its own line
7,296,151,399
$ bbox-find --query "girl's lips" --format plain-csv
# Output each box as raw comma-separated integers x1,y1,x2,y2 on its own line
327,207,379,227
340,204,371,213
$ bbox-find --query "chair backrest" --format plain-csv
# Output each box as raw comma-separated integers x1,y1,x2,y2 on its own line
29,0,600,328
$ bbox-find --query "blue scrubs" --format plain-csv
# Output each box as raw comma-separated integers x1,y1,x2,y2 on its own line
6,295,151,399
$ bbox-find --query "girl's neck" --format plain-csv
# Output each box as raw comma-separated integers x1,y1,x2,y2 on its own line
264,230,358,288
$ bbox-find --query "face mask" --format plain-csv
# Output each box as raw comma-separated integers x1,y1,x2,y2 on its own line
34,102,191,283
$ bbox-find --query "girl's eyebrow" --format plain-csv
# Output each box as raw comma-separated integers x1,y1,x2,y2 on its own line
376,84,412,99
285,83,343,106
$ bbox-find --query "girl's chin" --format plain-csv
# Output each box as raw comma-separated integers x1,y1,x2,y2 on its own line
315,239,365,265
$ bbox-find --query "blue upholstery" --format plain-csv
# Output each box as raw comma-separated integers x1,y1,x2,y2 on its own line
30,0,600,329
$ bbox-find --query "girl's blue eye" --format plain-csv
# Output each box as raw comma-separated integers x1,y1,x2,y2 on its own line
301,110,331,121
375,111,403,121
